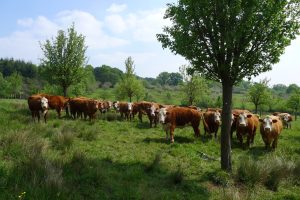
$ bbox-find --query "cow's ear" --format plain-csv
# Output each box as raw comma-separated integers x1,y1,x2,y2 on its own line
272,119,278,123
233,114,238,118
247,114,252,118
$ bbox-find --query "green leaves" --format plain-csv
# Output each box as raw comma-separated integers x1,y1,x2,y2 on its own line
40,23,87,96
157,0,300,85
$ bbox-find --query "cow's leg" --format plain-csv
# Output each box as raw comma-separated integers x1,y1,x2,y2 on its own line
56,108,61,118
170,126,175,143
149,115,153,128
138,111,143,122
192,125,200,138
43,110,48,123
31,111,35,122
272,137,278,149
246,134,251,148
237,132,243,148
37,111,41,122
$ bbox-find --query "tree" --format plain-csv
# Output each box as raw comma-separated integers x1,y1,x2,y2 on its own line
179,65,209,105
156,72,170,85
157,0,300,171
248,79,271,114
6,72,23,98
156,71,183,86
40,23,87,97
94,65,123,86
286,84,300,94
115,57,145,102
287,89,300,120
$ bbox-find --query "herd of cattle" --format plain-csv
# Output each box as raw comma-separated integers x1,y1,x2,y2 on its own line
27,94,293,150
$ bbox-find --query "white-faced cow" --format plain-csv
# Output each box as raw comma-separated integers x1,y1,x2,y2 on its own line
158,107,201,143
28,95,49,123
259,115,283,149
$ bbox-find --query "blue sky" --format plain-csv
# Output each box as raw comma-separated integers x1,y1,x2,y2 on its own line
1,0,299,86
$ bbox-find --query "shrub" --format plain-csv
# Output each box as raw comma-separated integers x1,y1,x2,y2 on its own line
51,131,74,151
77,128,98,141
236,157,265,187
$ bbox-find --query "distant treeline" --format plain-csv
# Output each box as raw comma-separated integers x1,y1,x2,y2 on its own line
1,57,300,116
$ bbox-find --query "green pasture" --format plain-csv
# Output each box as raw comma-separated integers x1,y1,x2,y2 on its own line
0,99,299,199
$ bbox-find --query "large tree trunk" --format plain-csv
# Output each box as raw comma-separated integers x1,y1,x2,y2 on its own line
221,81,233,172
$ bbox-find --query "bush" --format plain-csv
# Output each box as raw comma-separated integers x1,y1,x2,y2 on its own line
51,131,74,150
236,157,265,187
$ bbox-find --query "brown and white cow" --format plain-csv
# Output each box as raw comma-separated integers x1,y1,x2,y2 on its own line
98,100,112,114
202,110,221,139
69,97,98,120
39,94,69,118
28,95,49,123
259,115,283,149
231,109,250,139
114,102,134,121
234,112,259,148
158,107,201,143
272,112,292,129
135,101,162,127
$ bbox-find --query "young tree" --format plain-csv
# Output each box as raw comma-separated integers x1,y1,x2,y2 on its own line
115,57,145,102
248,79,271,114
287,90,300,120
179,65,209,106
40,23,87,97
157,0,300,171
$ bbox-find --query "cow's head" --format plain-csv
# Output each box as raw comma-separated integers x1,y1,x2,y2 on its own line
93,100,99,109
127,102,133,113
40,97,49,110
259,116,277,132
108,101,112,109
237,112,252,127
158,108,168,124
283,114,290,122
149,104,157,117
113,101,119,111
98,101,105,112
214,110,221,125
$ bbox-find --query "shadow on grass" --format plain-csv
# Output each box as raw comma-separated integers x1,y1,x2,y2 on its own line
246,146,272,159
135,121,153,129
2,154,210,200
143,135,195,144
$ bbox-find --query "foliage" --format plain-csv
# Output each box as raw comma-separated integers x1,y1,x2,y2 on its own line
0,72,23,98
93,65,123,86
248,79,271,114
0,58,38,78
40,23,87,96
156,71,183,86
114,57,145,102
179,65,210,105
287,89,300,120
287,84,300,94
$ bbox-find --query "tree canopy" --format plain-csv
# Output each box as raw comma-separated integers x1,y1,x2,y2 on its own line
40,23,87,97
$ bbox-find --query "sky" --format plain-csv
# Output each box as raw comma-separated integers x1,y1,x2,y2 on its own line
0,0,299,86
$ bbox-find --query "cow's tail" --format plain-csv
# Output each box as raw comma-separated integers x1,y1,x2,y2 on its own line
201,113,211,133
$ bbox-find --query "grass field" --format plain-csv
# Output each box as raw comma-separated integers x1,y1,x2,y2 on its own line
0,99,299,199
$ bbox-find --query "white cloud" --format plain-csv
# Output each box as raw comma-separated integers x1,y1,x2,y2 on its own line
105,14,127,34
106,3,127,13
17,18,34,27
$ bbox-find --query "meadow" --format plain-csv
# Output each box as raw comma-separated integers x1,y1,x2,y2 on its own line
0,99,299,200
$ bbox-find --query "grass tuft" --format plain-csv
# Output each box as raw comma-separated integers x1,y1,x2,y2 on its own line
51,130,74,151
145,153,161,173
170,166,184,185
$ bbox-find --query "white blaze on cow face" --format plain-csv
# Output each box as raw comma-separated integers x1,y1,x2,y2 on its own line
40,97,48,110
261,116,273,132
283,114,289,123
108,101,112,109
128,102,133,113
214,111,221,124
150,104,156,116
158,108,167,124
238,112,249,127
113,101,119,111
